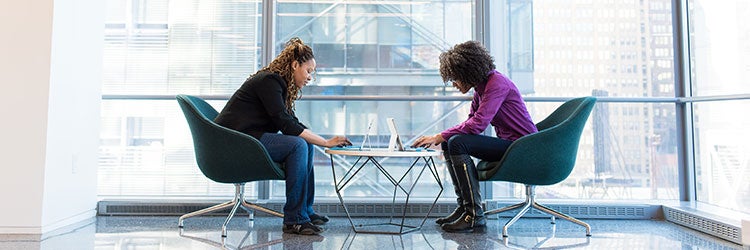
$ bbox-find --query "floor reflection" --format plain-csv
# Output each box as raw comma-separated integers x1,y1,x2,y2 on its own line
178,230,286,250
492,224,591,249
0,216,745,249
340,230,437,249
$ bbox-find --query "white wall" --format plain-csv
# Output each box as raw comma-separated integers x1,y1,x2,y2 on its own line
0,0,55,234
41,0,104,232
0,0,103,234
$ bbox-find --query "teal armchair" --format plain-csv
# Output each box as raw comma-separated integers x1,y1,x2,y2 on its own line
476,96,596,237
176,94,285,237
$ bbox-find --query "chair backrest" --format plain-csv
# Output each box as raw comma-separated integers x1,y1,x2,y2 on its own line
478,97,597,185
176,94,285,183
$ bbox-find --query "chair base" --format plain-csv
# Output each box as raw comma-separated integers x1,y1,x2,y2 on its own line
178,183,283,237
484,184,591,237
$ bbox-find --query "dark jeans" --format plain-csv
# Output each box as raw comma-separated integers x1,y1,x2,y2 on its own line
442,134,513,161
259,133,316,225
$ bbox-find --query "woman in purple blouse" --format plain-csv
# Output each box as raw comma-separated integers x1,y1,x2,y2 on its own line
412,41,538,232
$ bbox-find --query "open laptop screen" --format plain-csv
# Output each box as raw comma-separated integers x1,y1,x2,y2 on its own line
387,118,405,151
360,119,374,149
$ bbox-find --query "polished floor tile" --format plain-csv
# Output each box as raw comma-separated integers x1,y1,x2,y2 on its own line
0,216,746,249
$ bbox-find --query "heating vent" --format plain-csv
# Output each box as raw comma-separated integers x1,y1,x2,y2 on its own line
484,201,658,219
310,203,448,217
99,200,660,220
98,201,455,217
102,204,242,216
99,202,252,216
663,206,742,245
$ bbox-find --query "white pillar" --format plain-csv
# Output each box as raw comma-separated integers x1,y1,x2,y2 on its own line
0,0,104,235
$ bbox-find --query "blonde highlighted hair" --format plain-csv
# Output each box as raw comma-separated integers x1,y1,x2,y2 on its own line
255,37,315,112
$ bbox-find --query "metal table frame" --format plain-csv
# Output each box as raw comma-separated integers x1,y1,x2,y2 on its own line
325,149,443,234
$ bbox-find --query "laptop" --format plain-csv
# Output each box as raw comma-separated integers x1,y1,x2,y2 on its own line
387,118,432,152
330,118,431,152
331,119,374,151
387,118,405,151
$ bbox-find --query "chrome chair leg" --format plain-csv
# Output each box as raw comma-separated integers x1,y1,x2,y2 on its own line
241,200,283,218
484,185,533,216
484,202,527,216
236,182,283,218
533,202,591,236
502,201,532,237
178,201,235,228
526,184,591,236
222,197,243,237
239,204,255,220
179,183,284,237
484,184,591,237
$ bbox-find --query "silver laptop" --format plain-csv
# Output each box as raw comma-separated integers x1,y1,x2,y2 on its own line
387,118,434,152
386,118,405,151
360,119,374,150
333,119,374,150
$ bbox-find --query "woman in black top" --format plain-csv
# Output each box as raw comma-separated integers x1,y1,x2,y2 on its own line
215,38,351,235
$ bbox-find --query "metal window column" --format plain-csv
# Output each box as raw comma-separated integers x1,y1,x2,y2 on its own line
671,0,696,202
258,0,276,200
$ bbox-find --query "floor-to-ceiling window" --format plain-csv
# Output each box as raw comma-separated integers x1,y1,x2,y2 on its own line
687,0,750,214
268,1,474,200
99,0,475,200
98,0,750,217
488,0,680,201
100,0,265,198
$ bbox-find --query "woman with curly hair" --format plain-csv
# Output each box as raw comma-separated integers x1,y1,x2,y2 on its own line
412,41,537,232
215,37,351,235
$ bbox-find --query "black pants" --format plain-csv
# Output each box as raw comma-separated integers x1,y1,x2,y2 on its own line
441,134,513,160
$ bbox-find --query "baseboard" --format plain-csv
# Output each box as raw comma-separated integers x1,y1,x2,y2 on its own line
41,210,96,235
0,227,42,235
0,210,96,237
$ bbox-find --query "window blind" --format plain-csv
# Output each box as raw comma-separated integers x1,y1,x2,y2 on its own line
99,0,262,198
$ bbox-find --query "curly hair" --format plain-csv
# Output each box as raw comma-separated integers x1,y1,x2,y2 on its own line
438,41,495,88
255,37,315,112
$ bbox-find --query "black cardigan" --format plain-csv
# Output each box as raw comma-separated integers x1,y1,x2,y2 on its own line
214,71,307,139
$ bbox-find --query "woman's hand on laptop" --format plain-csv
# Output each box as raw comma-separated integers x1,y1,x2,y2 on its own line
412,133,445,148
326,136,352,148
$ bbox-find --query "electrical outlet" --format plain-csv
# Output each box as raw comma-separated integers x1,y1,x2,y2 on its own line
71,154,78,174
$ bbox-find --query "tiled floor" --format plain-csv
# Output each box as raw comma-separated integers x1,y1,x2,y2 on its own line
1,216,746,249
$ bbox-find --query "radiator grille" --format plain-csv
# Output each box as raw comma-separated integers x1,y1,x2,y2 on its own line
663,206,742,245
103,204,238,216
99,200,659,219
98,201,448,217
484,201,656,219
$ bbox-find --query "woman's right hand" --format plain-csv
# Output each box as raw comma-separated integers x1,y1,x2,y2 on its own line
411,133,445,148
326,136,352,148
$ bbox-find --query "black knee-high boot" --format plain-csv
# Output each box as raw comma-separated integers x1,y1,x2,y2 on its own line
441,154,485,232
435,149,464,225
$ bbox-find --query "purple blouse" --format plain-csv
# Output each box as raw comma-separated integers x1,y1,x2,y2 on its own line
440,70,538,141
